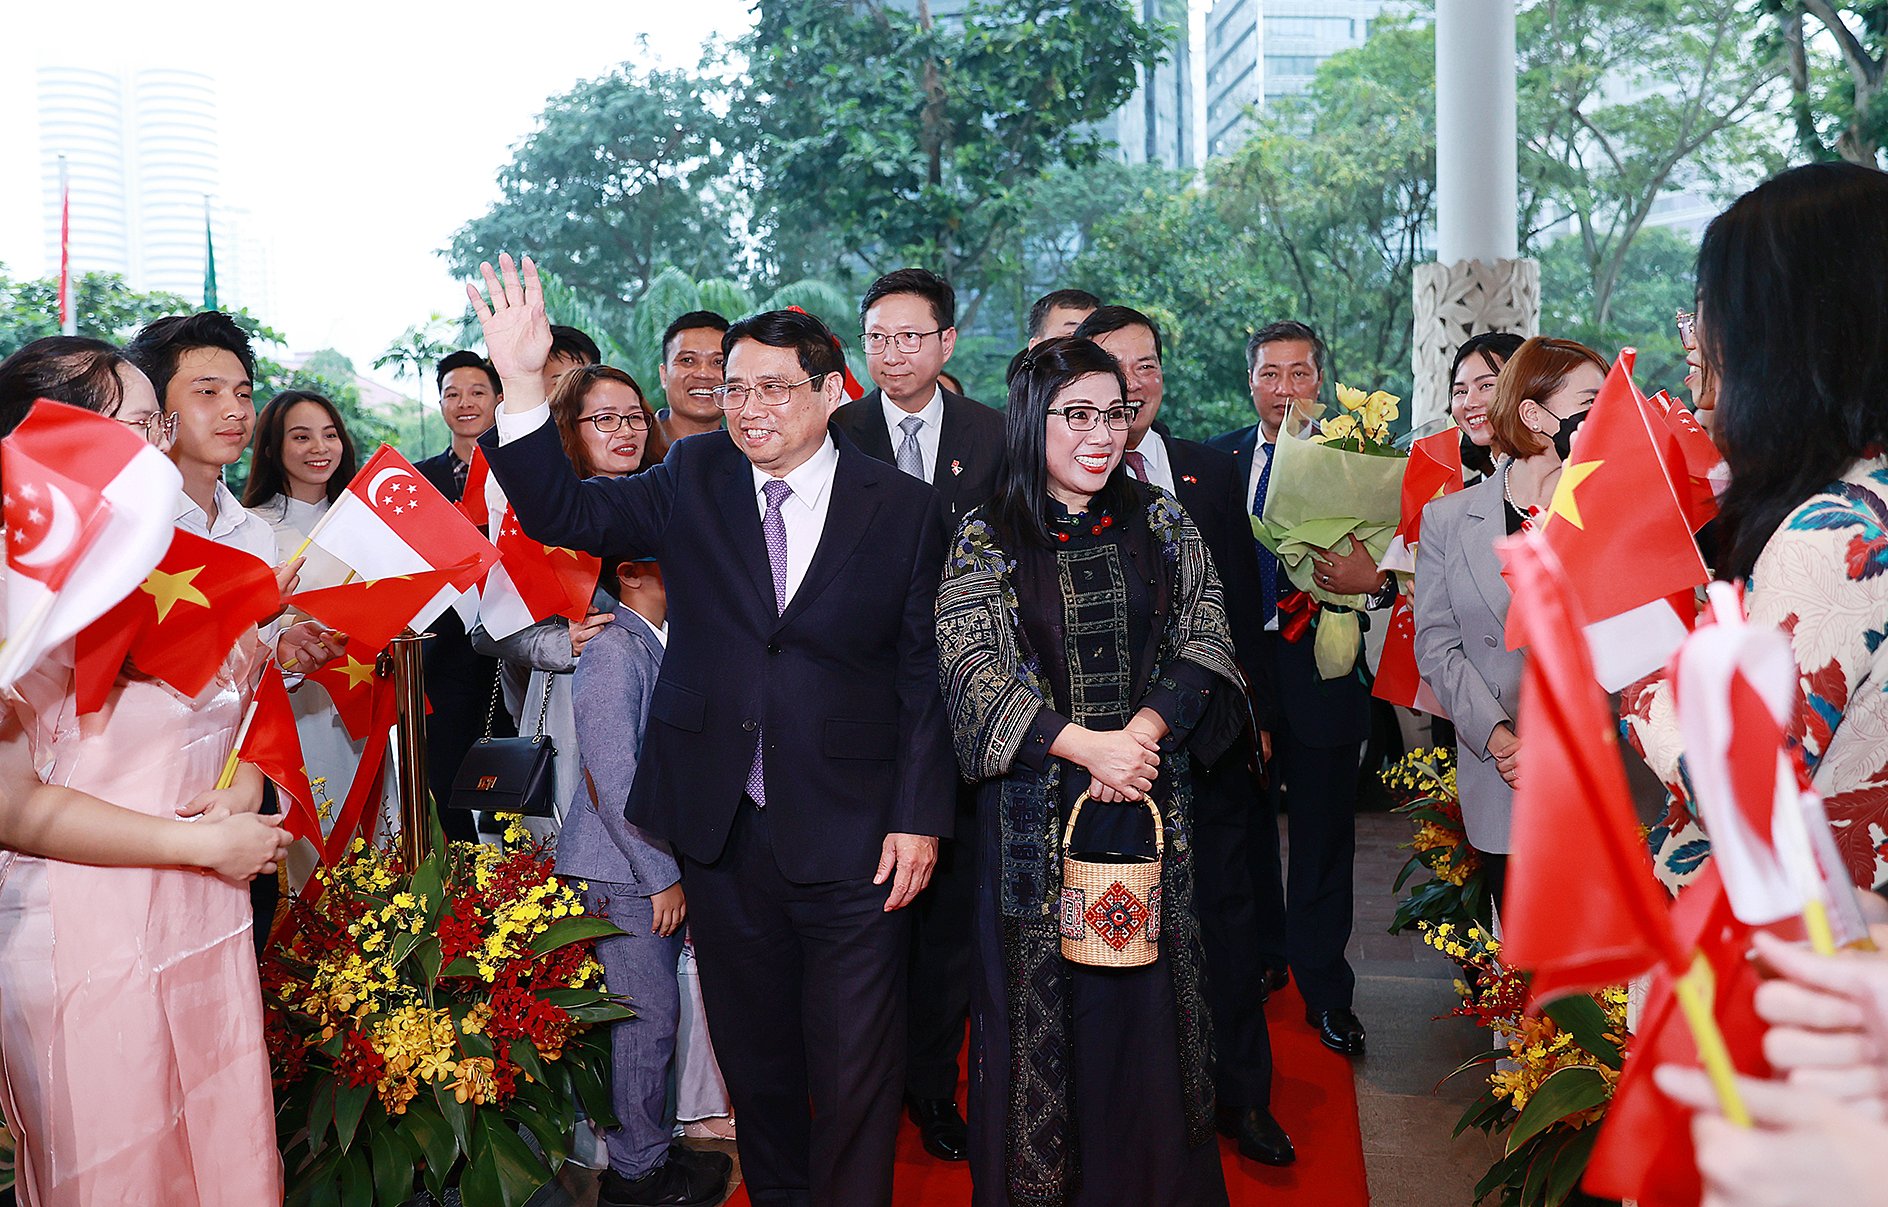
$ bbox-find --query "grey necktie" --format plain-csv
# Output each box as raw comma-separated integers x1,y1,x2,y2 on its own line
895,415,925,480
746,479,793,807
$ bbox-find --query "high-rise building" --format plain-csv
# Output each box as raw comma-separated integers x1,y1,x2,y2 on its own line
1204,0,1389,158
881,0,1194,170
37,65,268,313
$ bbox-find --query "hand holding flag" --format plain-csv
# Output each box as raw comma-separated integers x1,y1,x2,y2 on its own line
214,661,320,846
286,565,466,656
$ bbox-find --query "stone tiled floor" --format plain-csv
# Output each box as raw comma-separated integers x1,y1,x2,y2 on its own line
535,810,1496,1207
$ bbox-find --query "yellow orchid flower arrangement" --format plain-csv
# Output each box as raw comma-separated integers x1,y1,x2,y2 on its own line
1313,384,1402,451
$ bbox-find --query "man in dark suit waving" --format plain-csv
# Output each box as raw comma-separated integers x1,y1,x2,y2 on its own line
469,254,956,1207
832,268,1003,1162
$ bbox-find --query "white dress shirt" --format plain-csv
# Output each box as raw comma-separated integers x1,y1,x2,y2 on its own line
176,480,278,564
495,401,840,609
751,435,839,607
1128,429,1176,493
1245,438,1281,633
880,385,944,482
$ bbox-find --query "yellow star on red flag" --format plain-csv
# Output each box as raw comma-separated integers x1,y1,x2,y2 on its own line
1543,460,1603,531
141,564,212,623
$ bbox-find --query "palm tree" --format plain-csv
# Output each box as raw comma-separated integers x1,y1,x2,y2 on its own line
374,317,455,458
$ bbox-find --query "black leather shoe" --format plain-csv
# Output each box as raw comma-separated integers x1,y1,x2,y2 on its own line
1307,1006,1366,1056
598,1152,730,1207
1215,1104,1296,1166
907,1095,970,1161
668,1141,734,1180
1257,966,1290,1004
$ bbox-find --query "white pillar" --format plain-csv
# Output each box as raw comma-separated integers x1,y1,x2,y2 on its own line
1436,0,1517,264
1413,0,1538,430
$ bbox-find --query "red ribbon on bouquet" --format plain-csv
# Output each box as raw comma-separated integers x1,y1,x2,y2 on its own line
1278,590,1320,644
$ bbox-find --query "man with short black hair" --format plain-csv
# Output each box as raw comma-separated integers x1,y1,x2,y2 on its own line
1208,319,1385,1059
1025,287,1101,346
126,310,340,951
1076,305,1293,1166
472,255,954,1207
656,310,730,448
415,349,510,844
544,324,601,395
831,267,1004,1163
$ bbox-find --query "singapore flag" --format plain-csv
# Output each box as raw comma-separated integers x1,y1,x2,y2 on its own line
0,400,180,689
307,445,498,631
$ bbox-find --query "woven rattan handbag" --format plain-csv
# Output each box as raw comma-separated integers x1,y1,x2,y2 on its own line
1057,792,1165,968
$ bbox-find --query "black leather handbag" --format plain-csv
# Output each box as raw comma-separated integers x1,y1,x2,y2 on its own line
449,674,557,817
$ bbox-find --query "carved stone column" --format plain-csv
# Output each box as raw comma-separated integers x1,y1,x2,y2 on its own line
1411,257,1540,429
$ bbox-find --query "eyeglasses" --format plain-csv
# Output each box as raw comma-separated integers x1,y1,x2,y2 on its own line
578,411,651,433
119,410,179,448
711,376,822,410
1675,310,1697,352
860,330,943,355
1047,405,1139,432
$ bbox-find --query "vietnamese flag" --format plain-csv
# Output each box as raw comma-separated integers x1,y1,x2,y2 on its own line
237,661,320,845
286,565,465,655
1499,534,1685,1002
459,444,493,531
0,400,181,689
74,527,280,714
1583,864,1768,1206
302,636,385,741
476,505,602,640
306,445,498,630
1372,595,1446,716
1514,350,1708,690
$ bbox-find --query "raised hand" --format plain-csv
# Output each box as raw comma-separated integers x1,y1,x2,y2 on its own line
466,253,552,398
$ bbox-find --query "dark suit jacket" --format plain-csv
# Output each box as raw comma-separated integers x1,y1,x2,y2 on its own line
1205,422,1369,746
831,388,1005,530
481,420,956,883
413,449,464,503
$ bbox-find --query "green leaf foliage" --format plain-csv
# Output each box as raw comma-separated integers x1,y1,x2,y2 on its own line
1506,1066,1611,1155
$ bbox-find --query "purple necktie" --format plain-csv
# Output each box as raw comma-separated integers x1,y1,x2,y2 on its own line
747,479,793,806
1123,449,1148,481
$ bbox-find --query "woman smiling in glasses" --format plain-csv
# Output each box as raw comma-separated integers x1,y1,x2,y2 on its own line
937,336,1244,1207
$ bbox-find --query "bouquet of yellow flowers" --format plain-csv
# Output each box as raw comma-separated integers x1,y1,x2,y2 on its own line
263,815,629,1206
1253,384,1408,678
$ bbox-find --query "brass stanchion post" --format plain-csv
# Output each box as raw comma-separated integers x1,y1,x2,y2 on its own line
387,630,431,869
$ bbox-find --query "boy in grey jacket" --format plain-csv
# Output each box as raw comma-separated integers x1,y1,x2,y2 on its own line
555,556,731,1207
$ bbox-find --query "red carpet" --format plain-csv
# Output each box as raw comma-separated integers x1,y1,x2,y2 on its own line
727,980,1368,1205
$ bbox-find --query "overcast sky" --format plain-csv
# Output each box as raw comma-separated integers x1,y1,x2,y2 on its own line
0,0,754,388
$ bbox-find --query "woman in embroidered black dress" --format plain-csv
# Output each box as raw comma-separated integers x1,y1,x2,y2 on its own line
937,338,1243,1207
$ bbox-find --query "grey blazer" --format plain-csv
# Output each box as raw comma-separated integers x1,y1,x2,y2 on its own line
1413,468,1525,854
552,603,679,894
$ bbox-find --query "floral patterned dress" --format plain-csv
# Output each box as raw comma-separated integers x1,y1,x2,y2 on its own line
1625,457,1888,890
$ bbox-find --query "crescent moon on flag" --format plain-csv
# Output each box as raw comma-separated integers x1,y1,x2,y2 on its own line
13,484,80,569
367,467,415,500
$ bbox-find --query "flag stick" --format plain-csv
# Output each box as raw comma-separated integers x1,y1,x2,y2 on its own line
0,593,61,689
215,693,263,790
1674,950,1751,1127
286,500,351,566
1803,898,1838,956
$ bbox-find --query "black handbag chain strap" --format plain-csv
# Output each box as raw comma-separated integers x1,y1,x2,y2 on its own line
482,669,555,741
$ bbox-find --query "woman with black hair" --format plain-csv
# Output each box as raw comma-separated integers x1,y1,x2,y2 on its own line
242,389,359,562
937,337,1242,1207
1448,331,1525,483
1625,161,1888,892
